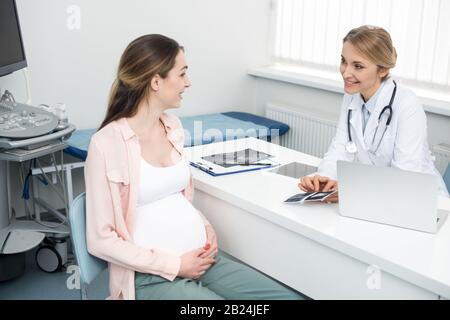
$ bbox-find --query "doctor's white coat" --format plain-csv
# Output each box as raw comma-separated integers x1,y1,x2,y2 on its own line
317,78,448,196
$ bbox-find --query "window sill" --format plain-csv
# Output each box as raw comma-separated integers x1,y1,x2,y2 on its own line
248,65,450,117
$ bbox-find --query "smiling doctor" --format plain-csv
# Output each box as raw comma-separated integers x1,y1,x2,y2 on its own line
299,25,449,201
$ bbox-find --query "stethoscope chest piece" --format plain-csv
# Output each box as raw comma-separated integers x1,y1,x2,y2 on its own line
346,141,357,154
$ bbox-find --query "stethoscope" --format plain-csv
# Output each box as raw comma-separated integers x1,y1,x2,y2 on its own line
346,80,397,154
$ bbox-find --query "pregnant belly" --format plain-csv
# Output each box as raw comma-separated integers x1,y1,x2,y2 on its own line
133,192,207,256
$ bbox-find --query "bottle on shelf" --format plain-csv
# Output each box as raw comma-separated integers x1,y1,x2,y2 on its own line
54,103,69,129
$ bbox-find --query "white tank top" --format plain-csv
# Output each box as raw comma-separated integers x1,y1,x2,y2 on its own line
133,158,207,256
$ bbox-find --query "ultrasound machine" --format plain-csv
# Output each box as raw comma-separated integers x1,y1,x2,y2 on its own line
0,0,76,280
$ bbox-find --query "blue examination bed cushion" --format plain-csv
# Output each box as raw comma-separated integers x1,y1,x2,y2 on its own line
181,112,289,147
65,112,289,161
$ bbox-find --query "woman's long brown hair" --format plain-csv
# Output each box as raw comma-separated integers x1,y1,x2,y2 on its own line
98,34,182,131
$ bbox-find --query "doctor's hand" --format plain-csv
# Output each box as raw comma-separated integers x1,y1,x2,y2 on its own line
298,175,337,192
298,175,339,202
178,247,215,279
298,175,339,203
199,225,218,259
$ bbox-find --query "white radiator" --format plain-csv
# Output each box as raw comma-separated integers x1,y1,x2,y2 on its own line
432,143,450,175
265,103,337,158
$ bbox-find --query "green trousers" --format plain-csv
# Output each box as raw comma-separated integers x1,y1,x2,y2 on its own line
135,254,305,300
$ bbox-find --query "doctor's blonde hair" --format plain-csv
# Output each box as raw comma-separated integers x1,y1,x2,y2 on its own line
343,25,397,81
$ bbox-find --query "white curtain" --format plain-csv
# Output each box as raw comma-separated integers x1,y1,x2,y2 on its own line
272,0,450,89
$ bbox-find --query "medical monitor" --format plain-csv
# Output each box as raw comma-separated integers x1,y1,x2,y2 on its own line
0,0,27,77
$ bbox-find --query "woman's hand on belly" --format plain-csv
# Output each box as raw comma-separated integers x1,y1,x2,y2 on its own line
178,247,215,279
199,225,218,259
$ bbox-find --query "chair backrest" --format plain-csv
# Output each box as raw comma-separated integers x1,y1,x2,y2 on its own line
69,193,107,285
444,163,450,193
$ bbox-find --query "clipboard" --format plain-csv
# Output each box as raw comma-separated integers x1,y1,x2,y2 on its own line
189,148,280,176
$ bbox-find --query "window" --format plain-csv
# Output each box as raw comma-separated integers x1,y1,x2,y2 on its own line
271,0,450,90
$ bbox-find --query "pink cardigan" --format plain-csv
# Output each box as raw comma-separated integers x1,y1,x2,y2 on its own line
85,114,210,300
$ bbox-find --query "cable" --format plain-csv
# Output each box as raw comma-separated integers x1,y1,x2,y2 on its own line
51,153,64,190
35,158,65,204
60,150,69,217
0,90,15,103
51,151,69,218
22,67,32,104
0,69,31,104
37,103,52,113
32,156,68,228
16,156,66,229
21,160,46,220
18,162,30,219
33,217,66,229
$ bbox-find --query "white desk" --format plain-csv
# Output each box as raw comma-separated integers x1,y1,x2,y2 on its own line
186,137,450,299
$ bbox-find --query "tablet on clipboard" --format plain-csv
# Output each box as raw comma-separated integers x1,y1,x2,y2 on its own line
190,148,279,176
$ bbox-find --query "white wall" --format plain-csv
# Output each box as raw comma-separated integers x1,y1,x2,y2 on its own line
0,0,271,217
1,1,449,218
0,0,271,129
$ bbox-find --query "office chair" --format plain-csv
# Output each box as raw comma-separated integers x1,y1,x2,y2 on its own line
444,163,450,193
69,192,107,300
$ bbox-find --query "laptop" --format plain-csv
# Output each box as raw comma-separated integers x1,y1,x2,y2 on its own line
337,160,448,233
